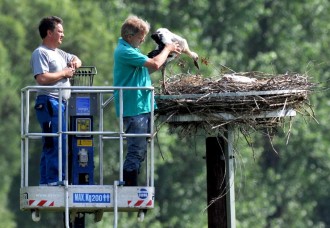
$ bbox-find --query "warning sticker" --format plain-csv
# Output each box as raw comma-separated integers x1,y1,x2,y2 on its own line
73,193,111,203
77,139,93,147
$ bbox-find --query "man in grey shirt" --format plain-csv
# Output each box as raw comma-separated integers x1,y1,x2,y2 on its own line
31,16,82,185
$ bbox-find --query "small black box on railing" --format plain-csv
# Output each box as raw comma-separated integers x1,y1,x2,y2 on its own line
70,66,97,86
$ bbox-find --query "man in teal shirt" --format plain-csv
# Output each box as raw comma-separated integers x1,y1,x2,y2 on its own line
113,38,151,117
113,15,181,186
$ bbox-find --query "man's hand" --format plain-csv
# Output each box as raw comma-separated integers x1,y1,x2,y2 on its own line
68,57,82,69
166,41,182,55
63,67,75,78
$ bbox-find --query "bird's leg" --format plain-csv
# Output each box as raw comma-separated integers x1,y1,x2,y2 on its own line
161,66,167,94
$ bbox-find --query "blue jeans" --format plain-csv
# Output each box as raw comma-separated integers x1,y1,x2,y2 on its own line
123,113,150,173
35,95,66,185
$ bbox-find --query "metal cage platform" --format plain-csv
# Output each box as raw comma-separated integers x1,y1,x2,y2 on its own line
20,84,155,227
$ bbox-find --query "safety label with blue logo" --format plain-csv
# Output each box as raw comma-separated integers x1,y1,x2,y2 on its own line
138,188,148,199
73,193,111,203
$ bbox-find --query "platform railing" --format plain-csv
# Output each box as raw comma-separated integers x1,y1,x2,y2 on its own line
20,85,155,227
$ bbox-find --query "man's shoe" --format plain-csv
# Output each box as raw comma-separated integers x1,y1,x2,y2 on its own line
123,170,138,186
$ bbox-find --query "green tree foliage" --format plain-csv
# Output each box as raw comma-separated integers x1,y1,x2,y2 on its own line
0,0,329,227
0,38,18,228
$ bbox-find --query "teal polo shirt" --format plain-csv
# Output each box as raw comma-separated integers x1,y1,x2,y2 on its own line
113,38,154,117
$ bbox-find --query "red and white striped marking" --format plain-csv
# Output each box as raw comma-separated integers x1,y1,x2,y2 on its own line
29,199,54,207
128,199,153,207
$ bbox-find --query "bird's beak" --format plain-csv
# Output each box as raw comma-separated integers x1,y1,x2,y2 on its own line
194,59,200,69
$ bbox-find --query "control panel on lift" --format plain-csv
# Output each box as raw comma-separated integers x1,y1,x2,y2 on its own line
68,90,98,185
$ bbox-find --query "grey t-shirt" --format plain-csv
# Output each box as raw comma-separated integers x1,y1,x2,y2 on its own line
31,45,75,100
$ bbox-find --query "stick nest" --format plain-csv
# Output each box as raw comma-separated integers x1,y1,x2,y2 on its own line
155,72,315,135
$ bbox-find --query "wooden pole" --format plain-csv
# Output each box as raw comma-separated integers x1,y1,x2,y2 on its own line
206,137,227,227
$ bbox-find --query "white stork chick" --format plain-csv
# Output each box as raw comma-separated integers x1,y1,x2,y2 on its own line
147,28,199,93
222,74,257,83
